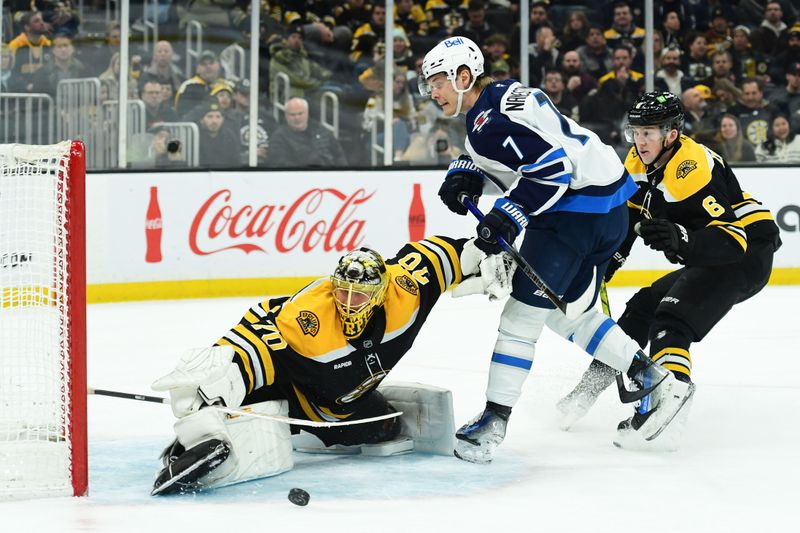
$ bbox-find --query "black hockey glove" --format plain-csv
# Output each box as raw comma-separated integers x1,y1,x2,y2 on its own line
603,251,627,282
636,218,693,264
475,198,529,255
438,155,486,215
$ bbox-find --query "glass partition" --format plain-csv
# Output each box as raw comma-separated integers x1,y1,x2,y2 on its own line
2,1,787,170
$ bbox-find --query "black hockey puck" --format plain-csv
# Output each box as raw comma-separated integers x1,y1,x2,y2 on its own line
288,487,310,506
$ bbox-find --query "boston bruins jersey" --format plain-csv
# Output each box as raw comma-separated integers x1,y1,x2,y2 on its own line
215,236,466,423
622,135,780,266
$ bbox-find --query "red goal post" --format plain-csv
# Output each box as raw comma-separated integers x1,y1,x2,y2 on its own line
0,140,87,498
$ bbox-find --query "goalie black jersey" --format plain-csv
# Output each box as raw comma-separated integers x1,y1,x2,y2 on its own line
622,136,781,265
215,236,466,422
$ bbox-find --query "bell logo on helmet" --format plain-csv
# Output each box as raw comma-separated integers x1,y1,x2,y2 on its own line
444,37,465,47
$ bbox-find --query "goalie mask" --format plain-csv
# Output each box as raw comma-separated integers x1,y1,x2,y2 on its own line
331,248,389,339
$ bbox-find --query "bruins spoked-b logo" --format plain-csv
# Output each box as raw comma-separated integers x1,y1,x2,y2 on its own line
395,274,418,295
296,311,320,336
676,160,697,180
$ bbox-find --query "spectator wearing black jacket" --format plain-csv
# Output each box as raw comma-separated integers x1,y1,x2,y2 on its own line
269,97,347,167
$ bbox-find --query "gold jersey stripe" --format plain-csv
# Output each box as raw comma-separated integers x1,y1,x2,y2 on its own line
662,361,692,376
293,384,323,422
319,406,352,420
410,241,446,292
652,347,691,363
233,324,276,385
216,338,256,393
706,220,747,251
427,236,462,285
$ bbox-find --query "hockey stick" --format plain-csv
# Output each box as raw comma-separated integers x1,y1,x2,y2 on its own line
88,387,402,428
460,196,593,320
599,283,632,401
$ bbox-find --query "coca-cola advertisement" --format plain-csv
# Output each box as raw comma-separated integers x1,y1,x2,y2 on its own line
87,170,471,289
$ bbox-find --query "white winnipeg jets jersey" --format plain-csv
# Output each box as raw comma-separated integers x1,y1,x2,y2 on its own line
465,80,635,215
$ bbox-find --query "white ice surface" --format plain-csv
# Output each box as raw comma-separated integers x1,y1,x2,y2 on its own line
3,287,799,532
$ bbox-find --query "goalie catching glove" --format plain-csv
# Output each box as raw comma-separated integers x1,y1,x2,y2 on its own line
455,238,516,300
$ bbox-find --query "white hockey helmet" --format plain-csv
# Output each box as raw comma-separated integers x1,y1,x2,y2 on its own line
418,36,484,97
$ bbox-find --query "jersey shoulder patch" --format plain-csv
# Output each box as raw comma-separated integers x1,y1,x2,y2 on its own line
624,146,646,181
662,136,713,201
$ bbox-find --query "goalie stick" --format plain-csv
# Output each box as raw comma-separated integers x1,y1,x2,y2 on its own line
459,196,594,320
88,387,402,428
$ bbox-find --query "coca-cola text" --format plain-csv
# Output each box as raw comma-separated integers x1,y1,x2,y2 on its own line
189,188,374,255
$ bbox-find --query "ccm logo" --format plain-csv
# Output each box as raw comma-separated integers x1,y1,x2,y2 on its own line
777,205,800,232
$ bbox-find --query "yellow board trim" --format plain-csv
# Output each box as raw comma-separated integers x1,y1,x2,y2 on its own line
86,276,318,303
80,268,800,305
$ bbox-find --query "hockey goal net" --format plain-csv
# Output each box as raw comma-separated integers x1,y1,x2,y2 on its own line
0,141,87,498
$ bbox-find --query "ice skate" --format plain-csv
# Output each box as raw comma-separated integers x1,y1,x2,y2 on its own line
454,402,510,464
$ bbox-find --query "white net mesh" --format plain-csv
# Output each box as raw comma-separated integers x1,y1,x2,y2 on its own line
0,141,77,499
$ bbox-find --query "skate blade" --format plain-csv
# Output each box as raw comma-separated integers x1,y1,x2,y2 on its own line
643,381,696,441
151,442,230,496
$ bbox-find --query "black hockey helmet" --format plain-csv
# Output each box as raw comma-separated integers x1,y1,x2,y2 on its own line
626,91,685,134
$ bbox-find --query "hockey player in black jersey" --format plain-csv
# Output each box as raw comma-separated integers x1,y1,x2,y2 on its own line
557,92,781,448
149,236,516,495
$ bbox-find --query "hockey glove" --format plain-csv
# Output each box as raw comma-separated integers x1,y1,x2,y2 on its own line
636,218,693,264
475,198,529,255
438,155,485,215
603,251,627,282
454,238,516,300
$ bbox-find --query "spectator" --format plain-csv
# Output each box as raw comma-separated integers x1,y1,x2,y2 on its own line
755,113,800,162
661,9,684,50
128,124,188,169
31,33,88,97
711,78,742,115
44,0,81,38
196,102,241,168
603,1,646,52
709,113,756,163
140,41,184,95
683,33,713,81
705,8,733,55
511,0,550,58
452,1,493,49
8,11,51,78
269,25,332,103
731,77,781,148
577,25,614,79
99,52,139,100
392,28,416,73
175,51,231,118
598,44,643,93
542,69,578,120
1,45,27,93
394,0,428,37
681,86,717,141
529,25,560,88
350,4,386,62
362,69,416,158
560,50,596,101
82,21,121,77
706,50,737,88
735,0,797,28
489,59,512,81
730,25,770,83
773,62,800,131
227,79,275,167
211,84,234,113
334,0,374,33
656,45,688,96
560,10,590,53
750,1,790,57
398,119,461,165
140,80,178,128
269,97,347,167
769,23,800,84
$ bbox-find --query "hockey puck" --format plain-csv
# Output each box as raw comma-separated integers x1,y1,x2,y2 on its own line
288,487,310,506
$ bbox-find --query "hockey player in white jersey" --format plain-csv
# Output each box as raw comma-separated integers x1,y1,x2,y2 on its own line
419,36,694,462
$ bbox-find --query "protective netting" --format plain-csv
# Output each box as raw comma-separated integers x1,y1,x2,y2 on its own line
0,141,78,499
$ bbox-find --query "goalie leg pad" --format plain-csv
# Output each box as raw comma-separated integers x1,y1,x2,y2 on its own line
377,382,456,456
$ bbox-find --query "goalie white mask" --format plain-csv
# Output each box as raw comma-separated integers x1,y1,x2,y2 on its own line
331,248,389,339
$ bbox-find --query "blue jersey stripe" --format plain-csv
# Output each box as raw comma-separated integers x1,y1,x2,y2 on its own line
586,318,616,356
491,352,533,370
550,172,637,214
